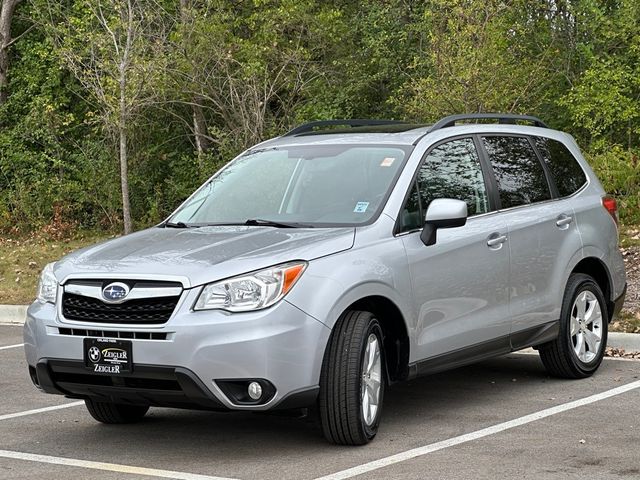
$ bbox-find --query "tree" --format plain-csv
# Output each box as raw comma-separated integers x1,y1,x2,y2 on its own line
178,0,211,159
0,0,22,104
44,0,171,234
169,0,344,154
393,0,562,121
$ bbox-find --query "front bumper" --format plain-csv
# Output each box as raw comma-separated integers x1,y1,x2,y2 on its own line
24,296,330,411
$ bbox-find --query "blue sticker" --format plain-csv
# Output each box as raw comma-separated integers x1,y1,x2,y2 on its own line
354,201,369,213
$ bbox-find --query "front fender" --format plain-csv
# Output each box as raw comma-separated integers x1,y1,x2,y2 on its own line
285,239,415,332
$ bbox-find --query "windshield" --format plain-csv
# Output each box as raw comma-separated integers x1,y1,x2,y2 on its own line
168,145,410,227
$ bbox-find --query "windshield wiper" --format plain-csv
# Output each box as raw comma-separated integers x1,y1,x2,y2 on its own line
244,219,312,228
164,221,191,228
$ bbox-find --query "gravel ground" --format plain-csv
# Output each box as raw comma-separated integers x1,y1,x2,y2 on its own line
614,246,640,334
621,246,640,313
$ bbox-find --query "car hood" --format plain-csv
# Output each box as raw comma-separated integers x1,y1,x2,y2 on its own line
54,226,355,287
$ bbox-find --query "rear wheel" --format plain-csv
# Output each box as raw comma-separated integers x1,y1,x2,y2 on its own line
319,310,385,445
539,273,608,378
84,399,149,424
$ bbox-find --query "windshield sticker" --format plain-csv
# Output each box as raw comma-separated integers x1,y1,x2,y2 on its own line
380,157,395,167
354,201,370,213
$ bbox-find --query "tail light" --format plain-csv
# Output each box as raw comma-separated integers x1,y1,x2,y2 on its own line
602,195,619,227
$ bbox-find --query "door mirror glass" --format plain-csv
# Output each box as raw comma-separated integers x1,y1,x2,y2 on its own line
421,198,468,246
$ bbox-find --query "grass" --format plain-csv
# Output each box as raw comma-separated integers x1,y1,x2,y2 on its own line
0,231,114,304
619,224,640,249
611,311,640,334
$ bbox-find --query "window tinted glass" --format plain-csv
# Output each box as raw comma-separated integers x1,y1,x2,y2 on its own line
534,137,587,197
417,138,489,217
482,136,551,208
399,181,422,231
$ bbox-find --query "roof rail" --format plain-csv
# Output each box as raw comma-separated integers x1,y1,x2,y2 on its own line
429,113,548,132
283,119,406,137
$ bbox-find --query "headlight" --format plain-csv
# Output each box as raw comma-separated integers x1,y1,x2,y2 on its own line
194,261,307,312
36,262,58,304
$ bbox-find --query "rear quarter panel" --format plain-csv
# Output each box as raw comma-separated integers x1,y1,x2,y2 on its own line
562,135,626,301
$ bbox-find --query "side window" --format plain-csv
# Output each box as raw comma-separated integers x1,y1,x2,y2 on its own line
399,181,422,232
534,137,587,197
417,138,489,216
482,136,551,209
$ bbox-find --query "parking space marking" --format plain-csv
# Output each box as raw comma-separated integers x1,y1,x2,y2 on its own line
0,343,24,351
315,379,640,480
0,450,238,480
0,401,84,421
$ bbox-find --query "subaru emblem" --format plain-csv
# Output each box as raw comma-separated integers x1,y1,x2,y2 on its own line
102,282,130,303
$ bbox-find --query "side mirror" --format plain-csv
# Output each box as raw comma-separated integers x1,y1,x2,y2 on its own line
420,199,468,246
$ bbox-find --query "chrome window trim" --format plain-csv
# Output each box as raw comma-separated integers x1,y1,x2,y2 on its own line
393,210,502,237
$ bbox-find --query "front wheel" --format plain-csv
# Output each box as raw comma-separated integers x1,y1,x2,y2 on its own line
539,273,608,378
84,399,149,424
319,310,385,445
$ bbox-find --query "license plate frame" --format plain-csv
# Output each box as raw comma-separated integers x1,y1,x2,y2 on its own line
84,337,133,374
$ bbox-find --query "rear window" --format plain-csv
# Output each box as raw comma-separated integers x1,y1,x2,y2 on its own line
534,137,587,197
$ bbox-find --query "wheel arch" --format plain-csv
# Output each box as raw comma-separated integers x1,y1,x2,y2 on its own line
337,295,410,385
570,256,614,320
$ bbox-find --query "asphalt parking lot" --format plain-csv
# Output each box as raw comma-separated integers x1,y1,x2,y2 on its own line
1,324,639,480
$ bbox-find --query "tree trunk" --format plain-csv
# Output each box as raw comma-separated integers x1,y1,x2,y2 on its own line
0,0,21,104
192,95,211,166
118,0,133,235
119,114,132,235
119,57,132,234
179,1,211,165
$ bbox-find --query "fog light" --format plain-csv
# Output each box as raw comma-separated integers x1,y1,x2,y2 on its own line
248,381,262,400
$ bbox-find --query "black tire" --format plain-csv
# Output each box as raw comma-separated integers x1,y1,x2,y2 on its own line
84,399,149,424
319,310,385,445
539,273,608,379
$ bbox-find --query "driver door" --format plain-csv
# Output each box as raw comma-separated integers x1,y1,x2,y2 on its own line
399,137,511,370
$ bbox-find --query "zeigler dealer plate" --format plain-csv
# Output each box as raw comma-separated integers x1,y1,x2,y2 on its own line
84,338,133,374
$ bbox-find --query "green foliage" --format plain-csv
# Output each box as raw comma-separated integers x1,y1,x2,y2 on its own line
392,0,565,120
0,19,121,232
587,147,640,224
1,0,640,232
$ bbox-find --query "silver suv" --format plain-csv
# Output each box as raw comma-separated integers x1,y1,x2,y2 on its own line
24,114,626,445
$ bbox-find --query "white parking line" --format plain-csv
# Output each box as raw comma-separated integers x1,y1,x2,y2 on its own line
0,449,238,480
0,343,24,351
315,379,640,480
0,401,84,421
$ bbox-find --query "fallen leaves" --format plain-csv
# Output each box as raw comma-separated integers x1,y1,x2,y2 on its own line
605,346,640,360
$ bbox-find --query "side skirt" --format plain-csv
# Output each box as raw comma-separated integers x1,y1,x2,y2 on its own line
407,320,560,380
510,320,560,350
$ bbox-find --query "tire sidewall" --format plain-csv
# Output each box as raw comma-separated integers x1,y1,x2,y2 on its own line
358,318,385,440
563,278,609,374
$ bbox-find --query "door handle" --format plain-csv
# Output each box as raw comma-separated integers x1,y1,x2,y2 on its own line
556,214,573,228
487,233,507,247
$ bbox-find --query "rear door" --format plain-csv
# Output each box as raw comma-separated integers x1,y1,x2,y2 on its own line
399,137,511,367
478,135,583,347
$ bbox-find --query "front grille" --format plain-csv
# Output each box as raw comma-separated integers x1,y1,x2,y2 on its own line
57,328,168,340
52,369,182,391
38,360,228,410
62,281,181,324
